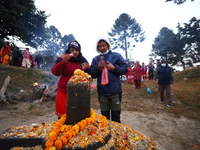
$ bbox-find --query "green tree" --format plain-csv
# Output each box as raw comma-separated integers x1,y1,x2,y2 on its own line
177,17,200,64
165,0,194,5
39,26,76,71
108,13,145,59
150,27,187,70
150,17,200,70
0,0,49,48
61,34,76,51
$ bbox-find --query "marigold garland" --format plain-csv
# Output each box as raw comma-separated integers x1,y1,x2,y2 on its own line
45,109,103,149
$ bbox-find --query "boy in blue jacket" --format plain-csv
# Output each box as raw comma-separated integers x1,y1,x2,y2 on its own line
90,35,128,123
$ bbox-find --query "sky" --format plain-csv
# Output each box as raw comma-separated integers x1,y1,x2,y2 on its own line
34,0,200,65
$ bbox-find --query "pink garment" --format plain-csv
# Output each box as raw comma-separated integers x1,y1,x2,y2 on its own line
24,50,30,58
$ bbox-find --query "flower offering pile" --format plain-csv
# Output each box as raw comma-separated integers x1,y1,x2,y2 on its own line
0,109,160,150
69,69,92,85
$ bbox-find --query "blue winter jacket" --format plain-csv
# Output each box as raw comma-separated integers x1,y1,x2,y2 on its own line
155,65,173,84
90,51,128,96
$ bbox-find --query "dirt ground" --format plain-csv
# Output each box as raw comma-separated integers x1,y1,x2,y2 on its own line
0,79,200,150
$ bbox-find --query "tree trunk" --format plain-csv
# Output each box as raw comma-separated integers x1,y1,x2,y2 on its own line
124,33,128,59
181,61,186,70
0,76,11,103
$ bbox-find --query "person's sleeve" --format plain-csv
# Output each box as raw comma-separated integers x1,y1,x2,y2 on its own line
0,47,3,56
7,46,12,53
170,68,173,84
154,68,159,80
51,57,66,76
89,57,102,78
132,67,136,72
111,55,128,75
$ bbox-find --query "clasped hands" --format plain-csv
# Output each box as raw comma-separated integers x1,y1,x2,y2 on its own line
98,56,115,71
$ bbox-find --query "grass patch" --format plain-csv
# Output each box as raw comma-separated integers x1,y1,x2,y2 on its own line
29,104,35,110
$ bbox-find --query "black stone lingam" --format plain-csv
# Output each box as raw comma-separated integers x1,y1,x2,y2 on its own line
65,81,91,125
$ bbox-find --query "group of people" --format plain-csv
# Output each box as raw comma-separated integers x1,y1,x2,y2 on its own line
51,35,174,125
0,42,43,69
125,59,166,88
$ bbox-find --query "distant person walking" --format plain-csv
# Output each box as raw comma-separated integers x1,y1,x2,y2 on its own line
18,50,23,67
0,42,12,65
154,59,173,107
35,53,43,69
22,48,31,68
141,62,147,81
13,47,21,66
132,61,142,89
148,61,154,80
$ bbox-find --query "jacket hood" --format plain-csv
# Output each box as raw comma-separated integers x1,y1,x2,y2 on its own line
96,35,111,53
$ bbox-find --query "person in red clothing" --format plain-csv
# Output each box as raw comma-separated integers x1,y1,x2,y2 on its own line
132,61,142,89
51,40,90,119
0,42,12,65
126,66,133,84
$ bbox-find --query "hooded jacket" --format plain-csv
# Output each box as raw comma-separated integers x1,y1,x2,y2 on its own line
90,35,128,96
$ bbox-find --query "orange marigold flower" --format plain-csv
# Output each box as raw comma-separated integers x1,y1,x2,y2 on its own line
65,125,71,132
53,127,61,135
70,129,76,137
60,136,68,145
81,120,87,126
45,140,54,148
55,140,62,150
77,122,84,131
49,131,57,141
85,118,93,125
64,132,72,140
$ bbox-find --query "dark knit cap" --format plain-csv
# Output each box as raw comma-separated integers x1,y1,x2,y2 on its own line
161,59,166,63
68,40,81,51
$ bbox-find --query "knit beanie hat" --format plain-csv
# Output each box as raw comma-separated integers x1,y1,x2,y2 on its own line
68,40,81,51
161,59,166,63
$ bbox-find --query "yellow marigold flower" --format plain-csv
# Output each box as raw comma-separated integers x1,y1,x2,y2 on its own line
45,140,54,148
134,136,140,140
55,140,62,150
72,125,79,134
49,147,56,150
60,125,66,132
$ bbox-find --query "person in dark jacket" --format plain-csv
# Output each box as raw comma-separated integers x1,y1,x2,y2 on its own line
154,59,173,107
90,35,128,123
13,47,21,66
51,40,90,118
35,53,43,69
